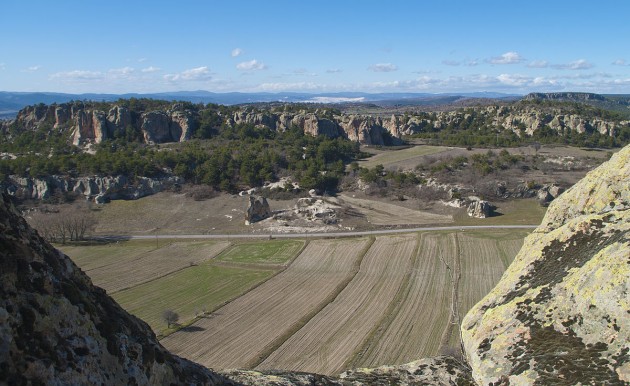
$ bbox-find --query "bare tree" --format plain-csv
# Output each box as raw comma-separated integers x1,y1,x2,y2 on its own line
28,202,97,244
162,310,179,328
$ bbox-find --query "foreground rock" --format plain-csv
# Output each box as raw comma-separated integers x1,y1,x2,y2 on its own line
461,145,630,385
0,194,230,385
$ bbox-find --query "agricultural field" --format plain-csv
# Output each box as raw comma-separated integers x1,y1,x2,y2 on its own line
83,241,230,293
258,235,418,374
62,229,528,375
161,229,527,375
351,233,456,367
358,145,449,170
59,238,304,333
161,238,372,369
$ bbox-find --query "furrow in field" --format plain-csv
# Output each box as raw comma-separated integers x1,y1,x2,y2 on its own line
353,232,456,367
257,234,417,375
161,238,370,370
87,241,230,293
457,233,506,315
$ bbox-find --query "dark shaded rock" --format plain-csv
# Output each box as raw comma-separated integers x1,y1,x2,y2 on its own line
0,194,232,385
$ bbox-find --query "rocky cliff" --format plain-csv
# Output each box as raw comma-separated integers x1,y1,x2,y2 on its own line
0,194,231,385
3,101,627,149
4,174,182,203
461,144,630,385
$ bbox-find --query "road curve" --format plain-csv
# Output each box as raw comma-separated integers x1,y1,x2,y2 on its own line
97,224,538,241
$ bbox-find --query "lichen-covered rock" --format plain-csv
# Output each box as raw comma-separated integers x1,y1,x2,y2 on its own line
219,356,474,385
339,356,474,385
0,194,231,385
461,144,630,385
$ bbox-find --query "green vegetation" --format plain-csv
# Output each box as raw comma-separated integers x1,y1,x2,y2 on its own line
216,240,304,265
113,262,275,332
63,237,307,334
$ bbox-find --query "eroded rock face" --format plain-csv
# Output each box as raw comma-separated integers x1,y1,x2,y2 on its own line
5,175,182,203
0,194,230,385
461,144,630,385
245,195,271,224
467,199,492,218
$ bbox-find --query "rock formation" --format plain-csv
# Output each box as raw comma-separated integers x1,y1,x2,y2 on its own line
461,144,630,385
467,199,493,218
245,195,271,225
4,175,182,203
0,194,231,385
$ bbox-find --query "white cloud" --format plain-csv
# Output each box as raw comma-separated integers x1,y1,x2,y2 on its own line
552,59,593,70
138,58,148,63
0,63,5,70
21,65,42,72
141,66,161,73
488,51,525,64
108,67,135,78
326,68,342,73
368,63,398,72
50,70,105,81
527,60,549,68
164,66,212,81
236,59,267,71
442,60,461,66
497,73,531,86
231,48,244,57
612,59,628,66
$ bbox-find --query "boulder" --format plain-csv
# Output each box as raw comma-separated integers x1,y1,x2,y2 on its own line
245,195,271,225
461,144,630,385
467,200,492,218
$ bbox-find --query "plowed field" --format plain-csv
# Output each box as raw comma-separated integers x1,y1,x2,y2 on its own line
161,238,372,369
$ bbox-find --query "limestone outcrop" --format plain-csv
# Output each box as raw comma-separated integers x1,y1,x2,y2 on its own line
461,144,630,385
4,174,182,203
245,195,271,224
466,199,493,218
0,194,231,385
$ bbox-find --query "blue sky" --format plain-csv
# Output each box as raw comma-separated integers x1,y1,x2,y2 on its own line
1,0,629,94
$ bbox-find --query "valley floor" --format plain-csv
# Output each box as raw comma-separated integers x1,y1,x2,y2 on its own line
60,228,527,375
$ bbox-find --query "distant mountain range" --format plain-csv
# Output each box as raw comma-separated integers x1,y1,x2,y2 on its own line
1,91,629,120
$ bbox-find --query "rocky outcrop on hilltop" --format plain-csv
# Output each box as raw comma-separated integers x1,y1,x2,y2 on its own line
4,174,182,203
231,109,402,145
396,105,629,137
0,194,231,385
461,144,630,385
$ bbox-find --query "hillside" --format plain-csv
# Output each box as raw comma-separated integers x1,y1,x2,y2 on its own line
1,144,628,385
1,98,628,205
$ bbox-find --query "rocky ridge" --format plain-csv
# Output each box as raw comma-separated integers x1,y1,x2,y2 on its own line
4,100,627,150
